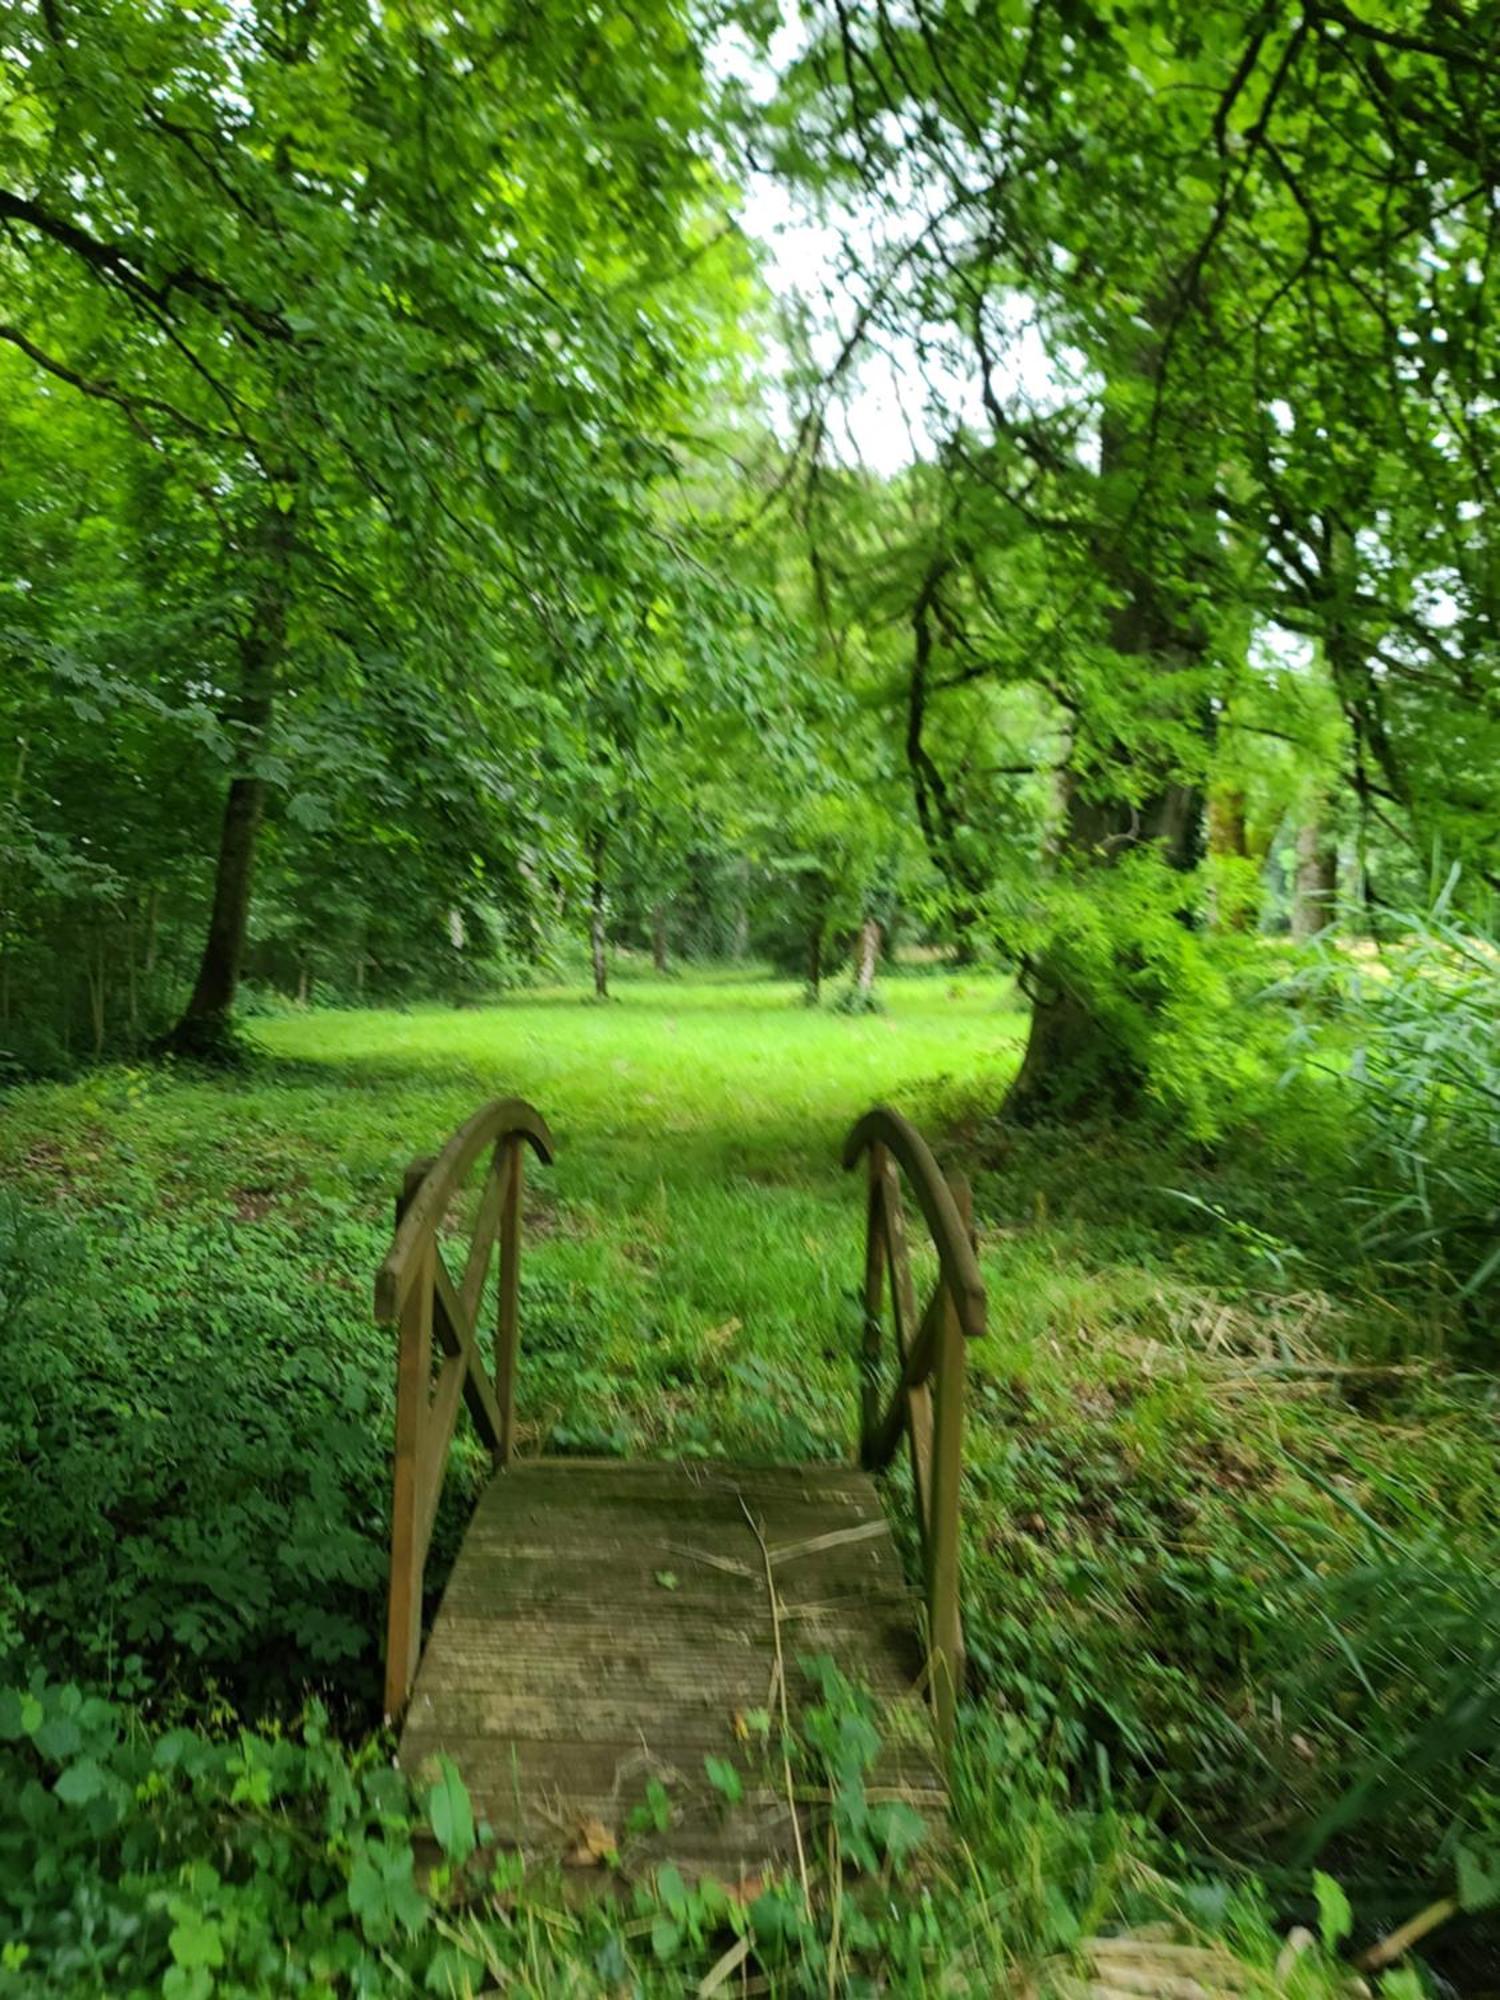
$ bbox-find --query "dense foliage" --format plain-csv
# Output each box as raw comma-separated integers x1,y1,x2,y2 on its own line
5,0,1500,1990
767,0,1500,1115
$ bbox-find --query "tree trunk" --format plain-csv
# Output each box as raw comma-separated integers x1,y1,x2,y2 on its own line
1003,329,1211,1123
1292,819,1339,940
1008,763,1201,1120
171,768,269,1052
1207,787,1247,862
589,832,609,1000
731,858,751,961
805,924,823,1005
651,902,668,975
166,503,289,1058
1005,574,1205,1121
0,736,28,1032
1207,786,1255,931
126,911,138,1041
87,933,106,1059
853,916,881,1006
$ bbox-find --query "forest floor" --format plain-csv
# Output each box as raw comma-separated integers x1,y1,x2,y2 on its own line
2,968,1494,1993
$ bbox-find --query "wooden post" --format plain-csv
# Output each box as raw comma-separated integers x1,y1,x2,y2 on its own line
859,1143,887,1466
497,1135,523,1466
385,1158,434,1720
927,1170,971,1756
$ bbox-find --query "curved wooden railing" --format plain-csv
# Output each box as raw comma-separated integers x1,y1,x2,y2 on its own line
375,1097,554,1718
843,1106,986,1752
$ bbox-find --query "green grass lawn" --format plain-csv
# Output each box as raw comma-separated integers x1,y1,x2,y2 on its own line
3,970,1496,1990
2,972,1025,1470
252,973,1027,1461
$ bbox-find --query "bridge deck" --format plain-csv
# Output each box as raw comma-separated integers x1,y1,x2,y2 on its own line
398,1459,945,1878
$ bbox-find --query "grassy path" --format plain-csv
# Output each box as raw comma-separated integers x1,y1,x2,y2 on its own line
253,973,1026,1462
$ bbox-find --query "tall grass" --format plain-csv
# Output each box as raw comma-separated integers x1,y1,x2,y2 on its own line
1292,875,1500,1323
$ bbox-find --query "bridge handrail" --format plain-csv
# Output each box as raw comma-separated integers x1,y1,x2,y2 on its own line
375,1096,554,1718
843,1104,985,1753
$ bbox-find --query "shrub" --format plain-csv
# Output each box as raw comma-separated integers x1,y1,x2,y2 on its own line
0,1193,415,1714
0,1683,448,1998
1289,876,1500,1321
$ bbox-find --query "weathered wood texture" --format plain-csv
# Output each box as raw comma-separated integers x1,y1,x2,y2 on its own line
843,1104,986,1753
398,1460,945,1879
377,1098,554,1718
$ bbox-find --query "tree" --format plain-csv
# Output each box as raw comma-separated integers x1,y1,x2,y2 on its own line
1,0,772,1054
771,0,1500,1118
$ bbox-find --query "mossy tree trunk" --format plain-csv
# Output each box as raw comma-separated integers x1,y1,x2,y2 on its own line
1004,342,1209,1123
166,503,290,1059
1292,817,1339,940
1006,758,1201,1121
853,916,881,1006
589,831,609,1000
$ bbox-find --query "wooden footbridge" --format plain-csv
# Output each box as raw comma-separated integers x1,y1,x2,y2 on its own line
375,1098,986,1876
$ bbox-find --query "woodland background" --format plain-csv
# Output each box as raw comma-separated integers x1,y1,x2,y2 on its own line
1,0,1498,1993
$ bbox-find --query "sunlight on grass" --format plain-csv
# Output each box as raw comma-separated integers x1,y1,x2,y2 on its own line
1,974,1024,1469
249,973,1027,1462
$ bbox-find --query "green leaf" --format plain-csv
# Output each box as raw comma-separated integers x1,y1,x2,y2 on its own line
168,1917,224,1971
650,1914,682,1960
54,1757,106,1806
426,1756,476,1864
33,1714,82,1760
871,1799,926,1868
703,1754,742,1804
656,1863,689,1921
1313,1869,1353,1949
1457,1845,1500,1913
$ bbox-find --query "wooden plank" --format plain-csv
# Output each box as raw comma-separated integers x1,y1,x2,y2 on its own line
385,1178,433,1719
432,1253,502,1450
405,1677,927,1742
397,1734,945,1842
927,1172,972,1754
412,1624,923,1699
497,1135,522,1463
458,1148,507,1319
466,1464,885,1518
374,1099,553,1322
860,1145,887,1459
437,1558,913,1611
842,1107,986,1339
398,1459,945,1873
400,1751,943,1864
414,1353,468,1565
468,1459,873,1496
865,1284,942,1471
878,1164,920,1362
399,1730,942,1792
460,1495,892,1553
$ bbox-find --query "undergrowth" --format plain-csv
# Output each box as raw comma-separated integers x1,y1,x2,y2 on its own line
0,972,1493,1990
0,1663,1375,1998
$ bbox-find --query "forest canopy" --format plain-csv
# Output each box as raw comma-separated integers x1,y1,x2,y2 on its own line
3,0,1496,1114
2,0,1496,1104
